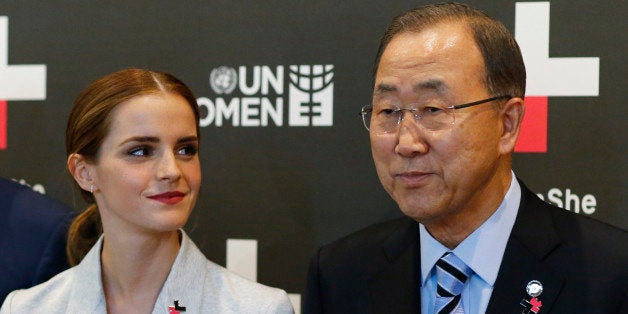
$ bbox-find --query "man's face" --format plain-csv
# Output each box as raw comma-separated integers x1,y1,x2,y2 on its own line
371,22,510,227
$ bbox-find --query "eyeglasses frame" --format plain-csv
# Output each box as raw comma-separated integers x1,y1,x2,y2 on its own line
359,94,511,132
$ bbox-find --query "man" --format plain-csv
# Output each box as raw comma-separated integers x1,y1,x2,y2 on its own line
303,3,627,313
0,177,75,303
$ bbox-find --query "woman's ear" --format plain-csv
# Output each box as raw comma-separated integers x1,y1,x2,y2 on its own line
68,153,95,192
499,97,525,155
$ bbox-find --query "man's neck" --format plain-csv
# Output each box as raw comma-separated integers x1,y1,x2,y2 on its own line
424,170,513,249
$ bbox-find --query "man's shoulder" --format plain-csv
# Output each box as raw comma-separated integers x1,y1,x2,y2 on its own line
0,177,73,217
508,182,627,312
522,186,626,246
547,203,627,254
518,186,627,265
0,178,75,301
321,216,414,250
304,216,421,313
315,216,417,268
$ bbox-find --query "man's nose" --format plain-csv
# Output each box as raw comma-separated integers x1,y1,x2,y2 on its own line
395,113,429,157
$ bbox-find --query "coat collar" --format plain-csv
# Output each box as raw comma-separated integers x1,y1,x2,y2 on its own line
367,217,421,314
67,235,107,313
486,181,564,313
363,180,567,314
65,230,207,313
154,230,207,312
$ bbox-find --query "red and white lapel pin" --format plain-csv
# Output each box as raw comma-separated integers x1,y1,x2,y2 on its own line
168,300,186,314
519,280,543,313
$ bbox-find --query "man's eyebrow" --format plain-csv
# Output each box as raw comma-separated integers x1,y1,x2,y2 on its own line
373,83,397,96
413,79,446,93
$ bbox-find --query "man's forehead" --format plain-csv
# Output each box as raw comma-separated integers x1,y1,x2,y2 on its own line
376,20,477,68
373,21,484,96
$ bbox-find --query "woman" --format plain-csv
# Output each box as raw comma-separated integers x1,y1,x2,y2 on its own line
1,69,293,313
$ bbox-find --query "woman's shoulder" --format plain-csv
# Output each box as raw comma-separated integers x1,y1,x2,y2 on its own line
178,232,284,297
201,260,294,313
1,268,75,313
1,239,105,314
204,259,284,294
176,233,293,313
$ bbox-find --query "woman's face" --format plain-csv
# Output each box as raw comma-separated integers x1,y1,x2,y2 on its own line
88,92,201,235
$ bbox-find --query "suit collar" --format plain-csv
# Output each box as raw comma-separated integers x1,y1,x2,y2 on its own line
68,235,107,313
368,217,421,313
510,181,561,258
362,180,566,313
487,181,564,313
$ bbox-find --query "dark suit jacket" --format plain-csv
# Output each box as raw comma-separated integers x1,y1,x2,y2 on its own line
303,181,627,313
0,178,75,303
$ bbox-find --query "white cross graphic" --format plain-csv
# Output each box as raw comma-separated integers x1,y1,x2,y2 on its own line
227,239,301,314
516,2,599,96
0,16,46,100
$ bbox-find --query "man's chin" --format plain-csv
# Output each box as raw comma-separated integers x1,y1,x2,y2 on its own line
398,203,441,223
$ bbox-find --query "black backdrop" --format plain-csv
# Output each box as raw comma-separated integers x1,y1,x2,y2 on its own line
1,1,626,312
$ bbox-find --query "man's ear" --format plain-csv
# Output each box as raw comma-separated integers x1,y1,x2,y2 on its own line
499,97,525,155
67,153,95,192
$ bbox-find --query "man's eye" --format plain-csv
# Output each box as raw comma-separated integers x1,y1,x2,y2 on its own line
423,106,445,114
379,108,399,116
129,146,151,157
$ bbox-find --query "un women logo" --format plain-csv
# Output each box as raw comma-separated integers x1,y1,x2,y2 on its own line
209,66,238,95
287,65,334,126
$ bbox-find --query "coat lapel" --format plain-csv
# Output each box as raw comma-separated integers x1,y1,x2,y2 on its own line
154,230,206,313
486,182,565,313
67,236,107,313
367,218,421,314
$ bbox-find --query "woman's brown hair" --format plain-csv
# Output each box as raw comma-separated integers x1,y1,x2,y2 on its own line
65,68,200,266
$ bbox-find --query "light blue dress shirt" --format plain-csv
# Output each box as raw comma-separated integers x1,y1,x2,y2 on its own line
420,173,521,313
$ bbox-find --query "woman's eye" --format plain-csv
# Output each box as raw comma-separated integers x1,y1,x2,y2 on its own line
177,145,198,156
129,146,151,157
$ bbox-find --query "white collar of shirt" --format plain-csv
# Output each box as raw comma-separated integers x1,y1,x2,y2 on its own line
419,172,521,287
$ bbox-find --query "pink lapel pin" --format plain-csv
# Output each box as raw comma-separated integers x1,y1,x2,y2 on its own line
519,280,543,313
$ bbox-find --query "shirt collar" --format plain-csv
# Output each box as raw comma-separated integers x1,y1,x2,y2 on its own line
420,173,521,286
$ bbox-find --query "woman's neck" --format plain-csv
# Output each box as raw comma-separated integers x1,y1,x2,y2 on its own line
100,229,181,314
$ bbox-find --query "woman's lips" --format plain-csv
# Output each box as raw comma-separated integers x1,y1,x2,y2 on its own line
148,191,186,205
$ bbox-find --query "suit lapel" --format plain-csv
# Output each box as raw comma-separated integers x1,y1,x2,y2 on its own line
368,217,421,314
68,236,107,312
487,182,565,313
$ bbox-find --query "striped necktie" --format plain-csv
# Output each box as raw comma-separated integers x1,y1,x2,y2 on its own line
435,252,473,314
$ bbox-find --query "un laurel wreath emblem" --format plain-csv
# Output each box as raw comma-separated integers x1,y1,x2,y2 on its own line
209,66,237,94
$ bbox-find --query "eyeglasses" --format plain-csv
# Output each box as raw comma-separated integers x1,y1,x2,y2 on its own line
359,95,510,133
